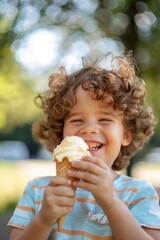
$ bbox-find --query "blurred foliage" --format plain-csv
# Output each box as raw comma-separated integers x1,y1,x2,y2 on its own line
0,0,160,138
0,72,39,131
0,40,39,131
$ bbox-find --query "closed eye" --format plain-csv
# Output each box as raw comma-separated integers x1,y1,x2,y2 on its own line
71,119,83,123
99,118,112,122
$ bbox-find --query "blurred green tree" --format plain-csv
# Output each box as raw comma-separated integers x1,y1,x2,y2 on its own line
0,45,39,131
0,0,160,138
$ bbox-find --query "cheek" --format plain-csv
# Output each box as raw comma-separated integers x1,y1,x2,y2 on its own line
106,126,124,143
106,126,120,136
63,124,75,138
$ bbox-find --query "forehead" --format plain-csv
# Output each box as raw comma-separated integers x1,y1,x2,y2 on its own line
72,85,123,117
75,85,103,105
75,85,110,106
75,85,93,98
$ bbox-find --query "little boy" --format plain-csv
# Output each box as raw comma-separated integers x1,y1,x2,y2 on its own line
8,52,160,240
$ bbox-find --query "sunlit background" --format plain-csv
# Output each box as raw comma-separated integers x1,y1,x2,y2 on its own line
0,0,160,239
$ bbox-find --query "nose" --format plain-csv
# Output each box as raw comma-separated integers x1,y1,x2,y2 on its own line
80,124,99,135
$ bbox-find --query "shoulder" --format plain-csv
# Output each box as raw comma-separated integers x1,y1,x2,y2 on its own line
25,176,53,190
116,174,155,189
115,174,159,199
21,176,53,201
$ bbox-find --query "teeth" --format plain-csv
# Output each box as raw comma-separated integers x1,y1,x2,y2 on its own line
88,144,102,151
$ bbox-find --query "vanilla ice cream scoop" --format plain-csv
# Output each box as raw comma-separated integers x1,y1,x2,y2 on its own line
53,136,90,162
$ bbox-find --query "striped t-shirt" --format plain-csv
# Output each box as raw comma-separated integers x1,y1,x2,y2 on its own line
8,174,160,239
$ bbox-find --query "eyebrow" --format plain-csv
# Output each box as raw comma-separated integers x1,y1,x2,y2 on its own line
98,110,123,117
65,112,82,120
66,110,123,119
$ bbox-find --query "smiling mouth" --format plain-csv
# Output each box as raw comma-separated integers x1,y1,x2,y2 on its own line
88,143,103,151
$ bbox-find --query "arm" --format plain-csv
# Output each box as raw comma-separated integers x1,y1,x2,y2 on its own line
69,156,160,240
8,177,75,240
9,214,52,240
103,196,159,240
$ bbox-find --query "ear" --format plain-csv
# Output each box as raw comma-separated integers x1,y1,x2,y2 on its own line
122,129,132,146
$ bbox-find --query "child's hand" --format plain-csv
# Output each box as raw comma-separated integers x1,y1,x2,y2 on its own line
68,156,117,210
38,177,75,227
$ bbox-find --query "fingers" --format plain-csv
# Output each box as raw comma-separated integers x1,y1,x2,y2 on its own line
70,155,108,176
48,177,75,197
67,156,112,191
54,195,75,207
68,168,97,184
49,176,72,187
73,155,108,171
40,176,76,225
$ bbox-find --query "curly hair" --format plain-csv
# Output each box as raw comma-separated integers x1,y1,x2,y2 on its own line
32,52,156,171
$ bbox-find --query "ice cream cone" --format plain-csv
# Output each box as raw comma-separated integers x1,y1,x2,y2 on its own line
53,136,91,230
56,157,75,230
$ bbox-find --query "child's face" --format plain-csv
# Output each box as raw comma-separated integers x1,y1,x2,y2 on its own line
63,86,131,167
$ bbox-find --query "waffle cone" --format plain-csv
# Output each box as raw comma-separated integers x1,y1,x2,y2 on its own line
56,157,76,230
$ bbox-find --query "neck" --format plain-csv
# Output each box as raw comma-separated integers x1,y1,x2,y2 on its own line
112,170,119,180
